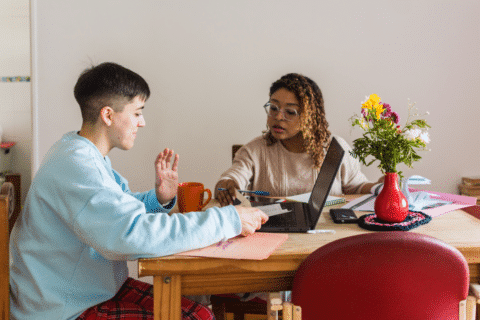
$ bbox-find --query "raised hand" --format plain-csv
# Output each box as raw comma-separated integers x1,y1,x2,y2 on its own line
155,148,179,205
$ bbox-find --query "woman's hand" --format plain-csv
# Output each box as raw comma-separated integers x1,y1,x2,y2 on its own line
359,176,386,194
215,179,239,207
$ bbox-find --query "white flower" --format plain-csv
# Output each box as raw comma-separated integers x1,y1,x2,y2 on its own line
419,131,430,144
360,118,368,129
360,96,369,104
403,129,430,144
403,128,421,140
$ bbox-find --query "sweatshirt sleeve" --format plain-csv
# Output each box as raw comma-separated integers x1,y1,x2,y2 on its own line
73,186,241,261
112,169,176,212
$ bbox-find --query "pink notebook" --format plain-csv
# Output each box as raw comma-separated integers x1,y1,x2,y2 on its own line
176,232,288,260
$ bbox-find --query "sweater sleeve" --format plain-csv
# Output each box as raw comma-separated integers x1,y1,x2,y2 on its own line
336,136,369,194
218,145,255,190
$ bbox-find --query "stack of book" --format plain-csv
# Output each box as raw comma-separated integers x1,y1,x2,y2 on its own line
458,177,480,204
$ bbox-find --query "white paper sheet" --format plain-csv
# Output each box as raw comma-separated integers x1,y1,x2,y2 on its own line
255,204,292,217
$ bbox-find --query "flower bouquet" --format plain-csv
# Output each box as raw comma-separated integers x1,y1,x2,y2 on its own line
349,94,430,222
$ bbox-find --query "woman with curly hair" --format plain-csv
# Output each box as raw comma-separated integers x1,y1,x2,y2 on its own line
215,73,382,206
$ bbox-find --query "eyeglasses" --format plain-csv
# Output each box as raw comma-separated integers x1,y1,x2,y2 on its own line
263,102,299,121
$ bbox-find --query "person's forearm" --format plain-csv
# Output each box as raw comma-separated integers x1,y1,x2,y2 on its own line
359,182,376,194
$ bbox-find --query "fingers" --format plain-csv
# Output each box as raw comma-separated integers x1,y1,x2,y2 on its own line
217,189,234,207
259,211,269,224
252,208,268,223
227,184,236,199
161,149,173,170
217,193,232,207
164,148,174,165
236,207,269,237
171,154,179,172
241,226,255,237
156,148,178,171
215,179,239,207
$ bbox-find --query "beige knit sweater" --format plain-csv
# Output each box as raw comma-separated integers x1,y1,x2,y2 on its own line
219,135,369,196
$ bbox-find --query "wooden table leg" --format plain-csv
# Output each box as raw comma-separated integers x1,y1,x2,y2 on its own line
153,275,181,320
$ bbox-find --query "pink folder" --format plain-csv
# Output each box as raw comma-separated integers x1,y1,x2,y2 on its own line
411,188,477,217
176,232,288,260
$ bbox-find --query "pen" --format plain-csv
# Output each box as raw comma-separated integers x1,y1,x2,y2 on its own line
307,229,336,234
217,188,270,196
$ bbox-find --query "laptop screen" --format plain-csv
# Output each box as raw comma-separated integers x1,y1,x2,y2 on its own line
308,137,345,228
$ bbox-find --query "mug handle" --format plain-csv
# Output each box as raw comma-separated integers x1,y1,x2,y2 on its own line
200,188,212,209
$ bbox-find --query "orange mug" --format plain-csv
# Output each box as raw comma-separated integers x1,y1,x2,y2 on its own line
177,182,212,213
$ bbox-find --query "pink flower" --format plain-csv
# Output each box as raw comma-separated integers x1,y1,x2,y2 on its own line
391,111,400,124
382,103,392,114
380,103,393,119
361,108,367,118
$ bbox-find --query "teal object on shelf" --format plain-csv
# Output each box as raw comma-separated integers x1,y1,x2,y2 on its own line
1,76,31,82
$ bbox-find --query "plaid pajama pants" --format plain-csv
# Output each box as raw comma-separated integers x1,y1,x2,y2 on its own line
76,277,215,320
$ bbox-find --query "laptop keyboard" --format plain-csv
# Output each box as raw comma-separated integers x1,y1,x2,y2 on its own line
280,211,298,226
266,205,298,227
257,202,311,231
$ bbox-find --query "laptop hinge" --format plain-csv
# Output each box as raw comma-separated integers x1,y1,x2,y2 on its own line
303,202,314,229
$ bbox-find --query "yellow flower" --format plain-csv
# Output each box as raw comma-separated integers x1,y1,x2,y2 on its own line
374,104,384,119
370,94,381,103
362,94,381,110
362,100,373,110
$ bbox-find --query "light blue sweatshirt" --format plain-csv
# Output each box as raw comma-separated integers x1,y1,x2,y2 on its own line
10,131,241,320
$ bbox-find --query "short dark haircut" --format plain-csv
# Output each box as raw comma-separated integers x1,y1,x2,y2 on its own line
74,62,150,123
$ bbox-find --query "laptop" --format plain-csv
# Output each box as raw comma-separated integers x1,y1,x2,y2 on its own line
254,136,345,233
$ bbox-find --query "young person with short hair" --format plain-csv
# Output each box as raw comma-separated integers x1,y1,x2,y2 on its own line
10,62,268,320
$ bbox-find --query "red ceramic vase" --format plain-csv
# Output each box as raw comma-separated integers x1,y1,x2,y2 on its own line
374,172,408,223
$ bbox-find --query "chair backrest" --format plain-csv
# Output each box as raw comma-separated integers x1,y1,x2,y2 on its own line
5,173,21,233
0,182,16,319
291,231,470,320
232,144,243,163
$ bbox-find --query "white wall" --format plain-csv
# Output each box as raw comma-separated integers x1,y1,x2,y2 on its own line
0,0,31,203
32,0,480,196
29,0,480,283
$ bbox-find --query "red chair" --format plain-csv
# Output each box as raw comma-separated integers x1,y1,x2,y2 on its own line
292,231,475,320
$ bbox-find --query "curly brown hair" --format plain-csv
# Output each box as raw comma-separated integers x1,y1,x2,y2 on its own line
263,73,331,168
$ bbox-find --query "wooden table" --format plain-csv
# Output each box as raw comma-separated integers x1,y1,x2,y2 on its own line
138,199,480,320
